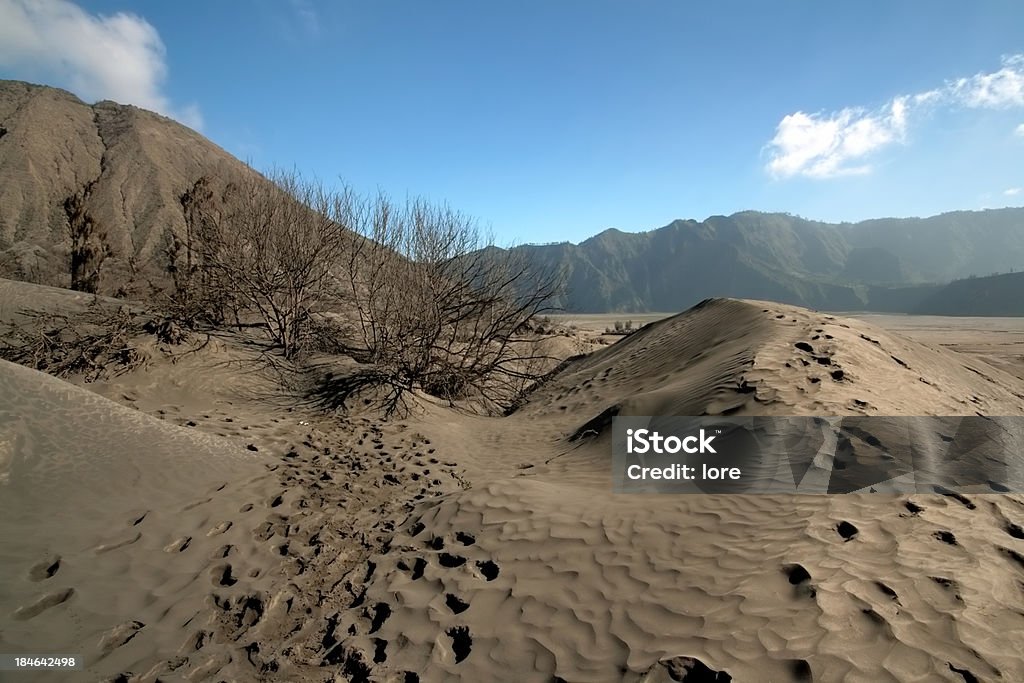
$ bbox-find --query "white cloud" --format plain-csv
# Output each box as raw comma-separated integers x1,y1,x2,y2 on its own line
0,0,202,129
767,54,1024,179
1015,123,1024,137
1005,187,1022,196
948,55,1024,109
765,98,907,179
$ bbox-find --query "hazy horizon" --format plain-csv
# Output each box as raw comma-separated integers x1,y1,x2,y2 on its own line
516,205,1024,246
2,1,1024,244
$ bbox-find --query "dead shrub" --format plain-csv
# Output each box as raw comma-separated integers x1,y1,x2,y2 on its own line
0,299,150,381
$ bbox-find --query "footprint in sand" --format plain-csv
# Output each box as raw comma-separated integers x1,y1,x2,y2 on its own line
367,602,391,634
207,521,233,536
13,587,75,620
928,576,964,604
445,593,470,614
98,620,145,655
362,638,385,666
164,536,192,553
446,626,472,663
410,558,427,580
476,560,500,581
998,546,1024,571
94,531,142,554
28,555,61,581
213,564,238,587
782,563,816,599
129,510,149,526
836,521,859,541
904,500,924,515
438,553,466,568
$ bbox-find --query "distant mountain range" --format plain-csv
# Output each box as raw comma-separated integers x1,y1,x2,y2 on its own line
1,79,1022,315
506,210,1024,313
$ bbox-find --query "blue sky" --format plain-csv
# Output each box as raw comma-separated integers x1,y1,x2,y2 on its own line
2,1,1024,244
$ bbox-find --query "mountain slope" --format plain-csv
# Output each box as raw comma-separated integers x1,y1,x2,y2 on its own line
512,210,1024,312
849,211,1024,282
0,80,252,291
913,271,1024,316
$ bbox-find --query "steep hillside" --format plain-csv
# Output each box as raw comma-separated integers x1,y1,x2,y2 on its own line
856,271,1024,316
849,211,1024,283
0,80,253,292
913,271,1024,316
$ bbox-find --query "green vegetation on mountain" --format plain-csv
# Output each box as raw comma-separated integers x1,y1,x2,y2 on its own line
505,210,1024,312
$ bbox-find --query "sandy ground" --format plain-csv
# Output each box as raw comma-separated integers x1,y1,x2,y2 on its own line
2,285,1024,682
851,313,1024,383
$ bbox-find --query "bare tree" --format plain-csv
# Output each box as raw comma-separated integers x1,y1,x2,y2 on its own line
109,223,158,300
169,168,565,410
175,169,350,359
334,190,565,413
0,299,149,381
64,182,112,293
171,175,236,326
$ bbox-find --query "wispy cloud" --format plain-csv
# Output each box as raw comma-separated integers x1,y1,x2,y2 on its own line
0,0,202,129
948,55,1024,109
1015,123,1024,138
1005,187,1022,196
766,54,1024,179
289,0,320,37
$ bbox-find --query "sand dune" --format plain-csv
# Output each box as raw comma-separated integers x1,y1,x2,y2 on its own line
524,299,1024,427
334,300,1024,682
0,359,281,681
2,296,1024,682
0,278,127,323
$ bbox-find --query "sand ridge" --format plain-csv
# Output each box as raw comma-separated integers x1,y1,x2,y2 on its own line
521,299,1024,431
